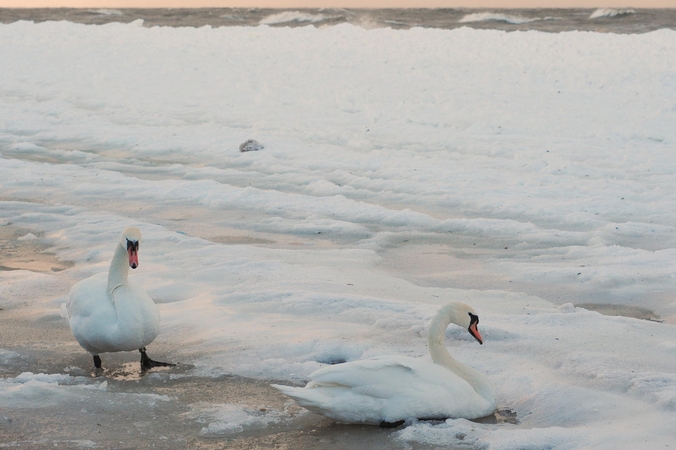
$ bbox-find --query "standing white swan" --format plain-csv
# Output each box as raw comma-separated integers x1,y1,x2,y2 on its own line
63,227,173,370
272,302,495,426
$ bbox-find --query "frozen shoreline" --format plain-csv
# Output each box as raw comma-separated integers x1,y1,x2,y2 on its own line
1,211,674,448
2,21,676,448
0,232,507,449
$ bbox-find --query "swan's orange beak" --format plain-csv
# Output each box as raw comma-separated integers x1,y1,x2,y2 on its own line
126,239,139,269
128,247,138,269
469,322,483,345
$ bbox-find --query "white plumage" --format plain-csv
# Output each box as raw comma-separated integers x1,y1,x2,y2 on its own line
63,227,170,369
273,302,495,424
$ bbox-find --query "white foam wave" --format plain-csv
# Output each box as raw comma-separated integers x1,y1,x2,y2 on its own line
459,12,538,25
259,11,330,26
89,9,124,16
589,8,636,19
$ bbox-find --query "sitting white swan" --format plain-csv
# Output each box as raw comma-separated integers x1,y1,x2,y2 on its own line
63,227,173,370
272,302,495,426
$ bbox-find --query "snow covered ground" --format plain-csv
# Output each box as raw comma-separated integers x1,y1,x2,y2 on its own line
1,20,676,449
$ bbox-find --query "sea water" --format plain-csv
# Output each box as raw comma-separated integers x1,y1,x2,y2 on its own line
1,7,675,33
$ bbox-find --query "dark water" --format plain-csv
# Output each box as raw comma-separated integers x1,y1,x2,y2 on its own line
0,7,675,34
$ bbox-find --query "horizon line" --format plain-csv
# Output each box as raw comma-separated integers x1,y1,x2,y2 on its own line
2,5,675,8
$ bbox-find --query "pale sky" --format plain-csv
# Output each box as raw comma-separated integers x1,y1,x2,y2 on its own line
2,0,675,8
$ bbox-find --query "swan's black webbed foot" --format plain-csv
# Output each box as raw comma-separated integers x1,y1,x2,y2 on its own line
379,420,405,428
139,347,175,371
93,355,102,369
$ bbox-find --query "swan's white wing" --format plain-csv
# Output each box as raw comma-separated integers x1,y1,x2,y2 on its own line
309,355,462,398
65,273,111,321
65,273,159,354
65,273,117,354
274,356,492,423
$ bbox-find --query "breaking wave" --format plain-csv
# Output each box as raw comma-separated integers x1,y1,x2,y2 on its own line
89,9,124,16
259,11,336,26
459,12,539,25
589,8,636,19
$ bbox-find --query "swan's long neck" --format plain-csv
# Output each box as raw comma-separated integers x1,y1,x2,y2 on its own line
107,242,129,296
427,305,493,401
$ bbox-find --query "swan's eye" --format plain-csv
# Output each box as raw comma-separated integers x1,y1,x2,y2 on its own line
126,239,139,251
468,312,479,325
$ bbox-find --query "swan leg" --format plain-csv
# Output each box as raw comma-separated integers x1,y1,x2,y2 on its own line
139,347,175,370
93,355,102,369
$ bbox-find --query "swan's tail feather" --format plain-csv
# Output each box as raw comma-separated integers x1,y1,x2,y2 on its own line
272,383,382,424
271,384,305,398
272,383,339,419
271,384,331,409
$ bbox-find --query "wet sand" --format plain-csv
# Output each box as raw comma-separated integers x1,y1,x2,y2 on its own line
0,224,73,273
